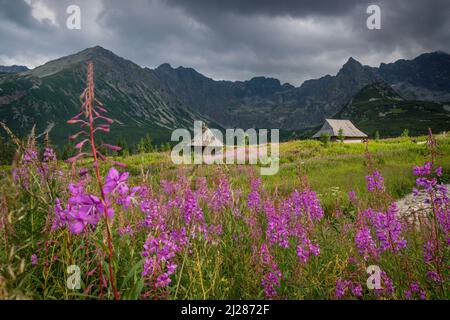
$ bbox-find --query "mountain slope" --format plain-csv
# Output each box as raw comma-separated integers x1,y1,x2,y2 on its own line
0,65,29,73
335,81,450,137
0,46,208,147
378,51,450,101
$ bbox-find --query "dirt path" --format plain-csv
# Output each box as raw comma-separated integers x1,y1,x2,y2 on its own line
396,184,449,225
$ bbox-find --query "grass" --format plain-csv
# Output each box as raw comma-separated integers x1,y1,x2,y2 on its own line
110,135,450,210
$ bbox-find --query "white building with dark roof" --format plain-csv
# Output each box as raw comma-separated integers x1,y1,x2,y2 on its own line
312,119,368,143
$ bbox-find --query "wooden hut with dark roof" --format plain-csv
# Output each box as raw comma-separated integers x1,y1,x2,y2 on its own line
188,123,224,154
312,119,368,143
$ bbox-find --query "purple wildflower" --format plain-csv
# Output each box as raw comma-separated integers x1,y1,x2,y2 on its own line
247,177,262,212
43,147,57,162
374,272,395,298
335,279,351,298
426,271,444,284
404,282,426,300
290,189,324,221
210,175,232,211
118,225,134,237
370,204,407,253
348,190,357,203
351,283,363,298
31,254,38,266
296,237,320,264
413,162,432,176
103,167,130,195
117,186,141,209
265,200,289,248
258,243,282,299
355,226,378,260
141,229,187,291
365,171,385,193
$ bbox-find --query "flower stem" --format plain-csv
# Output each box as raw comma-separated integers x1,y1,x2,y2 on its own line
86,62,120,300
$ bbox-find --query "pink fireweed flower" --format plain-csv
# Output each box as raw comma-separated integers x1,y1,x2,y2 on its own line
210,175,232,211
335,279,351,299
53,182,114,234
413,161,450,246
52,198,68,230
351,283,363,298
31,254,38,266
423,239,441,264
141,229,188,293
258,243,282,299
413,162,432,176
426,271,444,284
404,282,426,300
183,190,209,239
247,177,262,212
23,148,38,163
290,189,324,221
195,177,208,201
43,147,57,162
265,200,289,248
335,279,363,299
65,61,120,299
67,194,103,234
261,269,282,299
118,225,134,237
355,226,378,260
103,167,130,195
348,190,357,203
374,271,395,298
117,186,141,209
370,204,407,253
141,198,166,231
160,179,177,196
365,171,385,193
415,177,437,192
296,237,320,264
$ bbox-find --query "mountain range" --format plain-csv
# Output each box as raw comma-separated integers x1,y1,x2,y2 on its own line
0,46,449,148
0,65,29,73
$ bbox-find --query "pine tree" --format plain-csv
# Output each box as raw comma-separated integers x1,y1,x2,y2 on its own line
337,128,344,143
375,130,380,141
137,134,153,154
117,136,129,156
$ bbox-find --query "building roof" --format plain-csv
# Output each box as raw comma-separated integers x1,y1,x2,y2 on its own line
189,126,224,147
312,119,368,138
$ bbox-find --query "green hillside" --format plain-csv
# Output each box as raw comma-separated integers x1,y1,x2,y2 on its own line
336,82,450,137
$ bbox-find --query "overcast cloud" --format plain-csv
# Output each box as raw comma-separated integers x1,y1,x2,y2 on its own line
0,0,449,85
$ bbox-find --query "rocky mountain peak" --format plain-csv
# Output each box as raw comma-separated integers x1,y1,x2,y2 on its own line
156,63,173,71
340,57,364,72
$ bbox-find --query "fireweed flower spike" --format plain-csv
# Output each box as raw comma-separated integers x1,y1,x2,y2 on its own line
412,130,449,284
365,170,385,193
258,243,282,299
64,62,121,299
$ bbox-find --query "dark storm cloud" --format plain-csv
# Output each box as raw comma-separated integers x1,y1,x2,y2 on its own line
0,0,449,85
164,0,365,18
0,0,36,28
357,0,450,53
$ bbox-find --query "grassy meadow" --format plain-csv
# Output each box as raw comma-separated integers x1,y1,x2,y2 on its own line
112,135,450,208
0,134,449,300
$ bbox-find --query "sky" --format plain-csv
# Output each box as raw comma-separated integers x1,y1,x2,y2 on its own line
0,0,449,86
